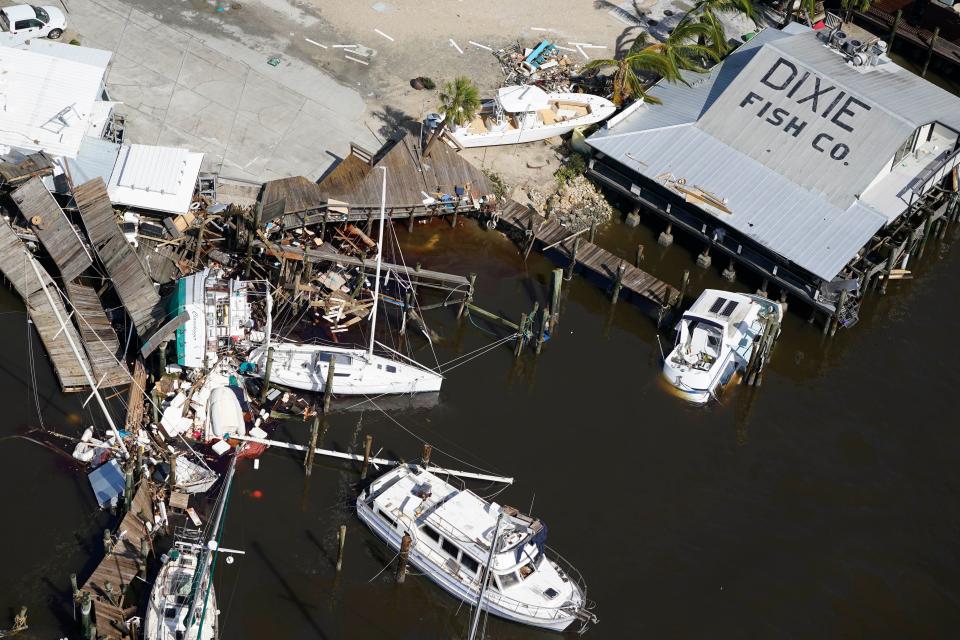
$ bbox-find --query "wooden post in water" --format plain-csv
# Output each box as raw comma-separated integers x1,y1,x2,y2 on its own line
323,361,336,414
514,313,528,357
421,443,432,467
921,27,939,78
123,464,134,511
103,529,113,554
565,236,580,281
458,273,476,319
830,289,848,337
880,244,897,295
80,591,91,638
635,243,644,266
260,346,275,402
139,539,149,580
589,221,597,243
305,411,320,476
611,261,625,303
407,210,415,233
535,309,549,355
677,269,690,309
336,524,347,572
70,573,79,604
396,533,412,583
887,9,901,50
918,208,934,259
400,288,412,335
549,268,563,331
361,435,373,479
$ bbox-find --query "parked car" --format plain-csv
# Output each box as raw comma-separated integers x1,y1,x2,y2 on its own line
0,4,66,42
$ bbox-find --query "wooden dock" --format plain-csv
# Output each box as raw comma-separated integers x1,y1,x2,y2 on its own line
13,177,93,282
856,5,960,70
498,200,678,314
81,482,154,639
74,178,164,337
65,282,129,389
0,217,92,391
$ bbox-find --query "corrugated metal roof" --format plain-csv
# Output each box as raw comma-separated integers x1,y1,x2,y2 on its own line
587,28,960,281
590,124,886,280
0,45,109,158
107,144,204,214
64,137,120,186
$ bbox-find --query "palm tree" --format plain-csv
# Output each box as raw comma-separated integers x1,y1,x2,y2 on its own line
584,34,681,105
695,10,731,61
424,76,480,157
649,19,721,76
694,0,759,27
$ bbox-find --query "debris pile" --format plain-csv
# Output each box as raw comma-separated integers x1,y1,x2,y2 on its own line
544,174,614,231
494,39,582,91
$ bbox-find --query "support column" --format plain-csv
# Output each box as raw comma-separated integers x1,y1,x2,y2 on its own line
658,223,674,247
921,27,939,78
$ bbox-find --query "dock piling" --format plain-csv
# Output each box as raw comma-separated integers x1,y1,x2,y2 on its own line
549,268,562,331
514,313,528,357
887,9,901,50
921,27,939,78
80,591,91,638
305,412,320,476
396,532,412,583
635,243,644,266
677,270,690,309
457,273,477,319
611,261,625,303
421,443,432,467
535,310,549,354
564,236,580,281
336,525,347,572
658,223,674,247
361,435,373,479
259,346,275,402
323,361,336,414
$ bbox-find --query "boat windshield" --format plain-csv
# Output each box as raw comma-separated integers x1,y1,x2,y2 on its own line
674,320,722,370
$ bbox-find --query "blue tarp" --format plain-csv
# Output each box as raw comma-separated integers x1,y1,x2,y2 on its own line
88,458,125,508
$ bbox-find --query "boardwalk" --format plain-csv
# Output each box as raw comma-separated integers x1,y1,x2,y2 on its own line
0,218,92,391
65,282,129,389
75,178,164,337
13,177,93,282
856,6,960,69
498,200,678,313
81,482,154,639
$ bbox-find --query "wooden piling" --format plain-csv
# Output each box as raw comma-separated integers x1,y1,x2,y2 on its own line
457,273,476,319
830,289,847,337
421,443,432,467
361,435,373,479
535,310,549,355
677,269,690,309
635,243,644,266
564,236,580,281
549,268,562,331
323,360,336,413
611,261,625,303
514,313,528,357
396,533,412,583
881,244,897,295
921,27,939,78
887,9,901,50
589,221,597,243
123,465,133,511
336,524,347,572
80,591,91,638
260,346,275,402
70,573,79,603
305,412,320,476
139,539,149,580
918,208,934,259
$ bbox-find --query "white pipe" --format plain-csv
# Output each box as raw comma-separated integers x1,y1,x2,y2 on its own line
226,433,513,485
368,167,387,357
27,254,129,458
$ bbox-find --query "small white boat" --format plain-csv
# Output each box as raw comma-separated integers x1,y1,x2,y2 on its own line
246,342,442,396
662,289,782,404
244,167,443,397
446,85,615,148
358,465,598,633
143,540,218,640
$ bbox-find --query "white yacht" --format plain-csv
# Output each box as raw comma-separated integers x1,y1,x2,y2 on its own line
358,465,598,633
245,342,442,396
244,167,443,397
446,85,615,148
662,289,782,404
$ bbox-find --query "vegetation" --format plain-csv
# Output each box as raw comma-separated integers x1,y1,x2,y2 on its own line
554,153,587,186
482,168,508,200
438,76,481,128
583,35,678,105
418,76,436,90
840,0,871,22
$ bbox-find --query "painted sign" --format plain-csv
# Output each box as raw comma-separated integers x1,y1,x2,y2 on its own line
736,56,872,165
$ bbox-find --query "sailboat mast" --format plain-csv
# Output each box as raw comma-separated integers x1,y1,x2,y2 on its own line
264,281,273,352
468,512,504,640
368,167,387,357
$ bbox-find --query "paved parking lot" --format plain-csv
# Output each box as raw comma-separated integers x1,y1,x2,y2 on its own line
65,0,379,183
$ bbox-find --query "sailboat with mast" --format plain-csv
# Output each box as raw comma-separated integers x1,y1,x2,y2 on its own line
144,451,240,640
243,167,443,396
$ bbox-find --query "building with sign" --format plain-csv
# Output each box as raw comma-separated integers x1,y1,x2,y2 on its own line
587,25,960,328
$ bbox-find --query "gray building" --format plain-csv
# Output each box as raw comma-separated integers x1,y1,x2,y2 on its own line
587,25,960,324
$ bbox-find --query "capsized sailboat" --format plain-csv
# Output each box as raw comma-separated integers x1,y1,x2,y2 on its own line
358,464,598,633
243,167,443,396
144,452,240,640
444,85,615,148
662,289,782,404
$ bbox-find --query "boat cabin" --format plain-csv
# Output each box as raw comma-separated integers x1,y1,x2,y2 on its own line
466,85,594,135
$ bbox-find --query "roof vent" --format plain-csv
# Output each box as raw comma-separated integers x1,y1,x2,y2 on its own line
831,30,848,48
843,38,862,55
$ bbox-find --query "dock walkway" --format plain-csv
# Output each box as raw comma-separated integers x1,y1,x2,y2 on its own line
13,177,93,282
65,281,129,389
498,200,678,313
81,482,154,639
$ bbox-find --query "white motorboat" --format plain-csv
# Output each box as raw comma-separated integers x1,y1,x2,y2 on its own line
446,85,615,148
662,289,782,404
244,167,443,397
358,465,598,633
145,453,240,640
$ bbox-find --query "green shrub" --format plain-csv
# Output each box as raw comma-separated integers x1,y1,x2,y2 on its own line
482,168,507,200
69,39,81,46
420,77,436,90
554,153,587,186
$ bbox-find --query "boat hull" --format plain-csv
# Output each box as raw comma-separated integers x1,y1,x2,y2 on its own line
246,344,442,396
357,500,578,632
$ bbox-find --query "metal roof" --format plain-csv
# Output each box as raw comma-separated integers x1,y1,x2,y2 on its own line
588,28,960,281
0,44,110,158
107,144,204,214
63,137,120,186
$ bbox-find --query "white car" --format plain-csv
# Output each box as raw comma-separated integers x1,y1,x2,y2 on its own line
0,4,66,41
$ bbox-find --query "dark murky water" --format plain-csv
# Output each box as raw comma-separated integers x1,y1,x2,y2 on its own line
3,202,960,638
